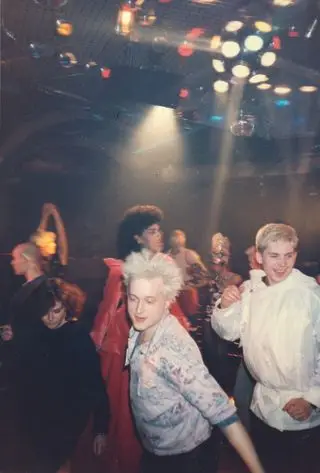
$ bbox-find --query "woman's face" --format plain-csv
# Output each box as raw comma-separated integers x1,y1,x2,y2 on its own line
135,223,163,254
42,300,67,330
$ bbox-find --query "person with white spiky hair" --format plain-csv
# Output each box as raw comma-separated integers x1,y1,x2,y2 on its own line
123,250,265,473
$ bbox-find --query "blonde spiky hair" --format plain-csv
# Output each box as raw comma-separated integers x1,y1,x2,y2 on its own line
123,250,183,301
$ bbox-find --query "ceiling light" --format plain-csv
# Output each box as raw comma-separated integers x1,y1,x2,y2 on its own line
213,80,229,93
273,0,295,6
212,59,225,72
249,74,268,84
232,63,250,78
255,21,272,33
299,85,318,93
260,51,277,67
225,21,244,33
244,35,264,52
221,40,240,58
257,83,272,90
274,86,291,95
210,35,221,50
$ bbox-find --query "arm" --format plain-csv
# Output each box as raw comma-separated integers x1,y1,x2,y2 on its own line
161,340,264,473
185,250,209,287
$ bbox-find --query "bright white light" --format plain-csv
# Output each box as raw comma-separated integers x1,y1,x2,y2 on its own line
255,21,272,33
257,83,272,90
221,40,240,58
244,35,264,52
212,59,225,72
273,0,295,6
260,51,277,67
232,63,250,78
249,74,269,84
213,80,229,93
225,21,243,33
299,85,318,93
274,85,291,95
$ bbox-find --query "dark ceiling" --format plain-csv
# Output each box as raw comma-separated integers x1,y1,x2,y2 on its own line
1,0,320,177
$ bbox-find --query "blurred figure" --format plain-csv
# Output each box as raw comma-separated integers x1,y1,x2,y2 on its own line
169,229,208,317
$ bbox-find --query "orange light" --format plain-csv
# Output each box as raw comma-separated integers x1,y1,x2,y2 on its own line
179,88,189,99
56,20,73,37
101,67,112,79
178,41,194,57
116,6,135,36
272,35,281,50
186,28,205,40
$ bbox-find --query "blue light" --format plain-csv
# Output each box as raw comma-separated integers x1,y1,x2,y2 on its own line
210,115,224,122
275,99,290,107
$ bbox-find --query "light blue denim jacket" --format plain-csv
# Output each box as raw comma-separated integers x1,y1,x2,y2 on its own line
126,314,237,455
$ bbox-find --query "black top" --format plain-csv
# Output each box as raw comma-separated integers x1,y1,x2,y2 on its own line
18,321,109,437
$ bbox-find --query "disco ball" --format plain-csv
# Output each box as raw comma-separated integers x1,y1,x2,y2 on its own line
230,113,256,136
212,17,277,89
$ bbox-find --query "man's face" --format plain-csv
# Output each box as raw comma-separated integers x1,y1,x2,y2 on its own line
256,240,297,285
135,223,163,254
42,300,67,330
11,247,28,275
170,232,186,250
127,277,168,340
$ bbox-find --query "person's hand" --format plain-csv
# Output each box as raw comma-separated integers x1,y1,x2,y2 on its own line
283,398,313,421
42,203,59,217
0,325,13,342
221,285,242,309
93,434,107,456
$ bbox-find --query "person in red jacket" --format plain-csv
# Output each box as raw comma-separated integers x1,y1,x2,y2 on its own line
90,205,189,473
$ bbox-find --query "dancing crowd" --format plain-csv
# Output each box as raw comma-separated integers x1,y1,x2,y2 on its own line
0,203,320,473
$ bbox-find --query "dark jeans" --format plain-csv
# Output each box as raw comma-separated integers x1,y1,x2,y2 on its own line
233,361,255,432
251,413,320,473
140,433,220,473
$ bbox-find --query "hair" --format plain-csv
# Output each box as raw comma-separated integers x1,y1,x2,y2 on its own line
255,223,299,253
123,250,183,301
15,242,43,268
171,229,186,239
116,205,164,260
46,278,87,321
30,230,57,257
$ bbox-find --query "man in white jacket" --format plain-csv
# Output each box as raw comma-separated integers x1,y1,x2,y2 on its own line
211,223,320,472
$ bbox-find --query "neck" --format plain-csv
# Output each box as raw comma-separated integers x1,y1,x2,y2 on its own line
171,247,182,255
139,311,169,343
25,268,44,283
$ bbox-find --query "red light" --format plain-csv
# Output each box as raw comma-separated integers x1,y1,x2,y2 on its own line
158,0,172,3
272,35,281,50
288,27,299,38
101,67,112,79
177,42,194,57
179,88,189,99
186,28,205,40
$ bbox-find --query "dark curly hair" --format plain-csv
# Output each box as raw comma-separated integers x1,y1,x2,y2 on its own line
46,278,87,321
116,205,164,260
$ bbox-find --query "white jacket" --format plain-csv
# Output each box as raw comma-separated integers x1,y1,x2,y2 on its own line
211,269,320,431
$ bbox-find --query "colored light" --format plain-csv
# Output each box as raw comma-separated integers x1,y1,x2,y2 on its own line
299,86,317,93
225,21,243,33
272,36,281,50
244,35,264,52
101,67,112,79
179,88,189,99
255,21,272,33
232,63,250,79
178,41,194,57
257,83,271,90
213,80,229,93
275,99,290,107
210,35,221,50
210,115,224,122
260,51,276,67
221,41,240,58
274,86,291,95
212,59,225,73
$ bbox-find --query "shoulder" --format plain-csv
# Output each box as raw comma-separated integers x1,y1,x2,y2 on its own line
185,249,201,263
159,315,202,361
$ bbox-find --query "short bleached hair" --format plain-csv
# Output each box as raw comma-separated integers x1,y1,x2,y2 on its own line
123,250,183,301
256,223,299,253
